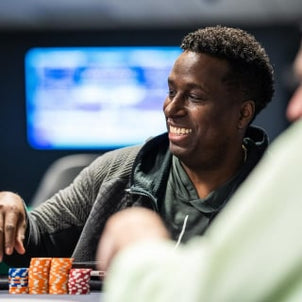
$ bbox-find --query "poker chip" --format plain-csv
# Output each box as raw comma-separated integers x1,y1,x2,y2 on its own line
28,257,52,294
68,268,92,295
8,267,29,294
49,258,74,294
8,257,96,296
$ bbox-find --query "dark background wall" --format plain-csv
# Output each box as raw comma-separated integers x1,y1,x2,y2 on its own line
0,23,300,204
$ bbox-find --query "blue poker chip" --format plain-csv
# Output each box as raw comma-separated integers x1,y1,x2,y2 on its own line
8,267,29,291
8,268,29,278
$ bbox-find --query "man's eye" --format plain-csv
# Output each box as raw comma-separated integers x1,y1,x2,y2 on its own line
188,94,204,102
168,90,176,98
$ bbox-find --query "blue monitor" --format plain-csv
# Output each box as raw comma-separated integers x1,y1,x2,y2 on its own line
25,46,182,150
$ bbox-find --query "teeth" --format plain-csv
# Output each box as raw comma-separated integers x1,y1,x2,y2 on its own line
170,126,192,135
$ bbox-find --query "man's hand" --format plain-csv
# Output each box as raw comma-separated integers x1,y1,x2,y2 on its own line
0,191,27,262
96,207,170,272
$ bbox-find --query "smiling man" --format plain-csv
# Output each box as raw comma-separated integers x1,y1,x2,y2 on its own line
0,25,274,266
157,27,273,241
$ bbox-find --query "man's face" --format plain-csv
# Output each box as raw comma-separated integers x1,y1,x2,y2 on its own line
286,42,302,122
163,51,245,169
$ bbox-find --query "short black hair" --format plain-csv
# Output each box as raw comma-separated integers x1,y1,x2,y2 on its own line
181,25,274,119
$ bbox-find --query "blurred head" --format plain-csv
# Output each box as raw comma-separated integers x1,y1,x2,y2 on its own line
180,25,274,122
286,41,302,122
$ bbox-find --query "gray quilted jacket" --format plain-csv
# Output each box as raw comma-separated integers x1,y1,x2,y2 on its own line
4,126,268,267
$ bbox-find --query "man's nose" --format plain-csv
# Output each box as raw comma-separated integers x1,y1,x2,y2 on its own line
164,94,186,117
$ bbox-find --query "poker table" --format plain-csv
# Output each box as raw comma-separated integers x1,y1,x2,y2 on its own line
0,275,104,301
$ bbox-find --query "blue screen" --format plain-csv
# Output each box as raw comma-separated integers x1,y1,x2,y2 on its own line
25,46,182,150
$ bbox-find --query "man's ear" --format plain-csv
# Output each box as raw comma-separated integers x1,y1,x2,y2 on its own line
238,100,255,129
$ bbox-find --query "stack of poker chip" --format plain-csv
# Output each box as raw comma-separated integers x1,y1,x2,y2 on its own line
28,257,52,294
8,267,29,294
49,257,74,294
68,268,92,295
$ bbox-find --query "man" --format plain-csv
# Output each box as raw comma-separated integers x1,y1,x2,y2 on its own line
97,40,302,301
0,25,274,265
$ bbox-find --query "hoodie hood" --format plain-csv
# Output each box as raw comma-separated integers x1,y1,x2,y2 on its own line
243,124,269,153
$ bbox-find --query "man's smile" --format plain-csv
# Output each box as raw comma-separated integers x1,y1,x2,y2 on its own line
169,125,192,135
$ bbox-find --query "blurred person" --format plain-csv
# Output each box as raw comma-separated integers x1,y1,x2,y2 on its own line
97,39,302,302
286,41,302,122
0,25,274,266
